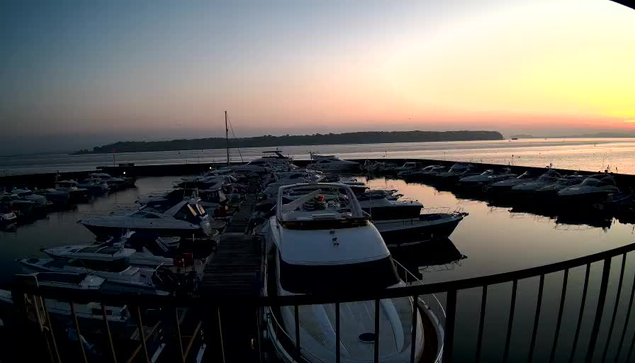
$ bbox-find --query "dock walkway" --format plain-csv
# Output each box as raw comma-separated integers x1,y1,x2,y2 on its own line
200,195,263,362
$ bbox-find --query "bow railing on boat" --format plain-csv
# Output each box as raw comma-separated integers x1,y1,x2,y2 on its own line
9,241,635,362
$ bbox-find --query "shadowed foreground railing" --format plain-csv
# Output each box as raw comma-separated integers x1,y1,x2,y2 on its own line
10,241,635,362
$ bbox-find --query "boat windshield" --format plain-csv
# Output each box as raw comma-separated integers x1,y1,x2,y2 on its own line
279,256,400,294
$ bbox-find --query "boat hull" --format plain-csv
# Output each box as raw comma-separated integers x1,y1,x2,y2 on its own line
375,214,465,246
81,223,204,238
364,205,423,220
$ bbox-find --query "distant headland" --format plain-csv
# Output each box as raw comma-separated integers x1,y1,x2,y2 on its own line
73,130,504,154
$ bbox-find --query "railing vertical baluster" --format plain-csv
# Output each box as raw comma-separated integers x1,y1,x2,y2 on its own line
475,285,488,363
335,302,341,363
615,259,635,361
101,303,118,363
549,268,569,363
135,306,150,363
601,253,627,362
41,298,61,363
410,295,418,363
586,258,612,362
70,302,88,363
374,298,381,363
175,307,185,363
503,280,518,363
295,303,301,361
443,290,458,363
527,274,545,363
569,263,591,363
217,307,226,363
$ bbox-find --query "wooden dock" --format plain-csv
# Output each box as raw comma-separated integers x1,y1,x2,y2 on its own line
200,196,264,362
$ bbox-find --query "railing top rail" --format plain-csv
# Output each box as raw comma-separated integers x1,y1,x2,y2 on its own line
12,242,635,307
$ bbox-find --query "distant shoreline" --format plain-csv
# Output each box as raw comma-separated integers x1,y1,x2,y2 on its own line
73,130,504,155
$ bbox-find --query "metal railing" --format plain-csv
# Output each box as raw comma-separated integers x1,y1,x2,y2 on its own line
9,241,635,362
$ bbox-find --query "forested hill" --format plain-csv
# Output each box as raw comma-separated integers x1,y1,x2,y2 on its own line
75,130,504,154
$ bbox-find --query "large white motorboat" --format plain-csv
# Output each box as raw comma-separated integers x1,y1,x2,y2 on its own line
307,155,360,172
398,165,446,180
263,183,441,363
79,198,224,237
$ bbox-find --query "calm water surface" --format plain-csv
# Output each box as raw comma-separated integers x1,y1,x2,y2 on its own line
3,137,635,175
1,175,634,361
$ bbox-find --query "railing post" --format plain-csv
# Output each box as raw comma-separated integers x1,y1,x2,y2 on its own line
528,274,545,363
295,303,301,361
443,290,458,363
549,268,569,363
70,302,88,363
41,298,61,363
101,303,118,363
503,280,518,363
586,258,612,362
601,253,627,362
374,298,381,363
410,295,418,363
335,302,341,363
475,285,488,363
615,262,635,361
569,263,591,363
135,305,150,363
175,307,185,363
217,307,226,363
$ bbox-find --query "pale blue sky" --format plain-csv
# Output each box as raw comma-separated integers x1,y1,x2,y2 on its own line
1,1,634,153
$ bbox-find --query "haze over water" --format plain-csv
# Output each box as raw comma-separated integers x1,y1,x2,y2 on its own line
2,137,635,176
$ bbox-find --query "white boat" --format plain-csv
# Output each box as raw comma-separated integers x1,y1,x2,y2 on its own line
434,163,478,183
11,188,48,206
14,272,105,291
262,170,325,197
356,191,423,220
393,161,422,173
54,180,90,201
232,150,296,173
0,289,129,326
77,177,110,195
373,212,467,246
488,171,536,192
398,165,446,179
89,173,131,191
79,198,224,237
307,155,360,172
18,257,165,295
459,169,517,187
511,170,563,193
535,175,585,196
558,176,620,203
43,243,136,262
0,206,17,227
263,183,439,363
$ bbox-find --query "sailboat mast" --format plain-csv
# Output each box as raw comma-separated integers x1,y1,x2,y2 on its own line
225,111,230,166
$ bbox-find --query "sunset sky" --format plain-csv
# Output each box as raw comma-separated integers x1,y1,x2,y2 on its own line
1,0,634,153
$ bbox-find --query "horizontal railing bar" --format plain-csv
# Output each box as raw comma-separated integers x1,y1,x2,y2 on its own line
13,242,635,307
